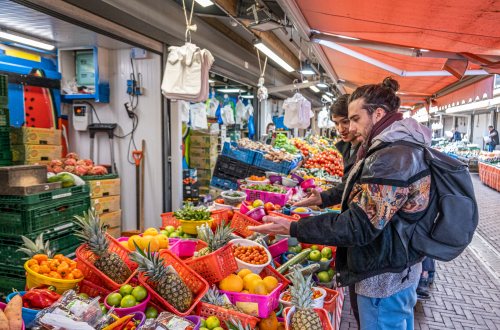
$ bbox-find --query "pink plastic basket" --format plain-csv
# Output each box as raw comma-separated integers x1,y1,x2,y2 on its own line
245,206,266,221
243,186,292,206
104,288,151,317
168,239,198,258
268,238,289,258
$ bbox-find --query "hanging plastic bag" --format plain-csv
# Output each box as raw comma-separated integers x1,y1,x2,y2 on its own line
208,98,219,117
235,99,245,125
190,102,208,130
179,100,190,123
221,104,235,125
248,114,255,139
317,107,329,128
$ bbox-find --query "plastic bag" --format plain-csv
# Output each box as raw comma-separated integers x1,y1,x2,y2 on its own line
317,107,329,128
221,104,235,125
190,103,208,130
235,99,245,125
140,312,195,330
248,114,255,139
179,101,190,123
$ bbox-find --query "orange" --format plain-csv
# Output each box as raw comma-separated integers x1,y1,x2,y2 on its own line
149,236,161,252
143,228,159,236
27,259,38,267
39,265,50,274
237,269,252,279
128,235,141,251
49,271,62,279
219,274,244,292
156,235,169,249
30,264,40,273
262,276,279,293
249,280,267,295
243,273,261,290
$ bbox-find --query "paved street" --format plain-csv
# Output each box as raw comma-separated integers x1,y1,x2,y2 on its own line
340,174,500,330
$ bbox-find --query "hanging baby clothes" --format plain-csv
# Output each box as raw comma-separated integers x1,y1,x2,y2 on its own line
190,102,208,130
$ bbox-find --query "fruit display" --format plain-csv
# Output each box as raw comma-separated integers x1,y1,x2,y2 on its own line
46,153,108,176
125,228,170,252
218,269,279,295
288,269,323,330
47,172,76,187
273,133,298,154
173,204,212,221
233,245,269,265
75,209,132,284
25,254,83,280
244,184,287,194
302,149,343,177
105,284,148,308
247,175,267,182
479,150,500,164
195,224,234,257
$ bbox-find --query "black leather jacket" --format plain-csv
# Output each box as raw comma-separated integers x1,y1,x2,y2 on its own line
290,141,430,286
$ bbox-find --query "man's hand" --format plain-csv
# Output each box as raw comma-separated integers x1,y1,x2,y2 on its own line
248,216,292,236
293,189,322,207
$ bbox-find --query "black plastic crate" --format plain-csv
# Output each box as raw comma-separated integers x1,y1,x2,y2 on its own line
0,74,7,107
213,155,250,181
0,108,8,127
247,165,267,178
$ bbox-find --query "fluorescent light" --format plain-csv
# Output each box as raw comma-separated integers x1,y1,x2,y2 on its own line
0,31,54,51
325,91,334,97
420,49,430,52
300,60,315,75
322,94,332,102
217,88,246,93
254,41,294,72
241,95,254,99
194,0,214,7
248,18,282,32
317,82,328,88
309,86,320,93
334,34,360,41
208,79,215,83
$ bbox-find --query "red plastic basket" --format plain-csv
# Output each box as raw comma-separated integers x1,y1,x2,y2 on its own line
219,266,289,318
283,307,333,330
322,287,339,314
197,302,259,330
268,211,300,222
77,280,112,303
138,250,208,316
211,209,231,227
243,186,292,206
229,211,261,237
161,212,180,228
184,243,238,284
76,233,138,290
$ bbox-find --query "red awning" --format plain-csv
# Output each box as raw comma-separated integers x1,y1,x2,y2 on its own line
295,0,500,106
434,76,494,108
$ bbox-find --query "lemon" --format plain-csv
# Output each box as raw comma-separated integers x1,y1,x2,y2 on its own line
127,235,141,251
247,279,264,293
243,273,262,290
143,228,158,236
249,280,267,295
156,235,169,249
139,236,153,251
237,269,253,279
262,276,279,293
219,274,243,292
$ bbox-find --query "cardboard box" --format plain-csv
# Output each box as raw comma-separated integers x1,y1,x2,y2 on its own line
107,226,121,238
11,144,62,163
189,135,219,148
10,127,62,145
197,169,212,181
87,178,121,198
100,209,121,228
190,146,218,159
190,153,217,169
92,195,121,215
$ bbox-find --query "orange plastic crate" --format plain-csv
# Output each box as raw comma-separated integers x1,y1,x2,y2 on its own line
322,287,339,314
229,211,261,237
267,211,300,222
283,307,333,330
196,302,260,330
184,243,238,284
138,250,209,316
76,233,138,290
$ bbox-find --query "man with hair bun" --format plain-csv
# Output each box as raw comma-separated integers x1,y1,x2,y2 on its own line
250,77,433,329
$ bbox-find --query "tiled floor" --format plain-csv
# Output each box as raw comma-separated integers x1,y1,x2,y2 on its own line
340,174,500,330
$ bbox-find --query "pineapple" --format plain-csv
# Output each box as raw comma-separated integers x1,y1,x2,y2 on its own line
290,269,323,330
202,285,245,313
17,233,54,259
130,243,193,312
196,223,234,257
74,208,131,283
225,319,255,330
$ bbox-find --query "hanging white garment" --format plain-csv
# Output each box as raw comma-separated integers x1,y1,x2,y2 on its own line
190,102,208,130
235,99,245,125
221,104,235,125
161,43,214,102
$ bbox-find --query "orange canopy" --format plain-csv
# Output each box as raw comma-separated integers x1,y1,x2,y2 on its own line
296,0,500,106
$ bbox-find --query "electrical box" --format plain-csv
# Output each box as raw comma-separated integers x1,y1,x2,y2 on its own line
75,50,95,87
130,48,148,59
72,103,89,131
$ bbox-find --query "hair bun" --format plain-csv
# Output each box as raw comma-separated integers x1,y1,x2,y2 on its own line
382,77,400,92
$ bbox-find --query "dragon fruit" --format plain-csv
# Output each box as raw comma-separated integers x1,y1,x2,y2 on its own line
50,159,63,167
88,165,108,175
74,165,89,176
66,152,79,160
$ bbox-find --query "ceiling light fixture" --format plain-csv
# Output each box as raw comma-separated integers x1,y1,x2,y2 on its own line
325,91,334,97
194,0,214,7
208,79,215,83
322,94,333,102
241,94,254,99
300,60,315,75
309,85,320,93
254,40,294,72
217,88,246,93
0,30,54,51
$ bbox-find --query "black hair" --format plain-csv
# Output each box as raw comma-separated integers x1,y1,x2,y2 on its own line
330,94,350,118
349,77,401,114
266,122,275,132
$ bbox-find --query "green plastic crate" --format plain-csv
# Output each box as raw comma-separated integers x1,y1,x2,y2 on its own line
0,184,89,205
0,149,11,161
0,191,90,235
0,75,7,107
81,173,119,181
0,108,8,127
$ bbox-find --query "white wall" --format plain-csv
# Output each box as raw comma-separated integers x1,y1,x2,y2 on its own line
472,113,488,148
65,49,163,230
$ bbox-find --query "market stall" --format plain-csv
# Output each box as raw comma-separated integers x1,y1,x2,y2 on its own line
478,151,500,192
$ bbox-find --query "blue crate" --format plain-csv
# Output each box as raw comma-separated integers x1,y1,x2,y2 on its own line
253,152,302,174
210,176,238,190
221,142,257,164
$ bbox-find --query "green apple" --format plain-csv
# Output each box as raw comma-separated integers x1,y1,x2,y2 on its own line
327,268,335,280
309,250,321,262
160,230,168,236
317,271,331,283
321,247,333,259
169,231,181,238
177,226,184,235
164,225,176,234
320,257,330,262
252,199,264,208
310,245,319,251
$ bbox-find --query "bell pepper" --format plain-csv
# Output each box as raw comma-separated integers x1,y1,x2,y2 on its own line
22,288,61,309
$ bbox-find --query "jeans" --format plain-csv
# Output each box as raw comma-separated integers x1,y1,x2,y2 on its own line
422,257,435,272
357,284,418,330
488,143,496,152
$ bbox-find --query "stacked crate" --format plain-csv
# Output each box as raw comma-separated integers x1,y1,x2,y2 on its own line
10,127,62,165
86,174,121,237
0,166,90,294
189,131,219,194
0,74,11,167
183,169,200,205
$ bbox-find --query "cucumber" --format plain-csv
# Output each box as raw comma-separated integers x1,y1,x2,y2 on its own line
277,248,311,274
284,263,321,281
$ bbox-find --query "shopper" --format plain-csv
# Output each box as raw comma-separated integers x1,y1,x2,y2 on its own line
263,122,276,144
453,127,462,142
293,94,362,327
250,77,432,330
487,125,499,152
416,257,436,300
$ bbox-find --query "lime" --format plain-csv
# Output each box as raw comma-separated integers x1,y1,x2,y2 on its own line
164,225,176,234
132,286,148,302
145,306,158,319
327,268,335,279
106,292,122,307
99,303,108,315
310,245,319,251
119,284,134,297
309,250,321,262
78,293,89,299
169,232,181,238
205,316,220,329
317,271,331,283
120,295,137,308
200,318,207,327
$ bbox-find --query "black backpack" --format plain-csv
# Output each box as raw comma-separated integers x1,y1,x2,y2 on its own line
393,141,479,262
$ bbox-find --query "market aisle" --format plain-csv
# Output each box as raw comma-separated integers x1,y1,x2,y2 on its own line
340,174,500,330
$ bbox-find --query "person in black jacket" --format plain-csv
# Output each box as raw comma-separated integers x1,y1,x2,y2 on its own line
488,125,499,152
250,77,432,330
294,94,361,209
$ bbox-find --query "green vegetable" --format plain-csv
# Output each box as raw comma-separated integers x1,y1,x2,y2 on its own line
246,184,286,193
276,248,311,274
173,203,212,221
